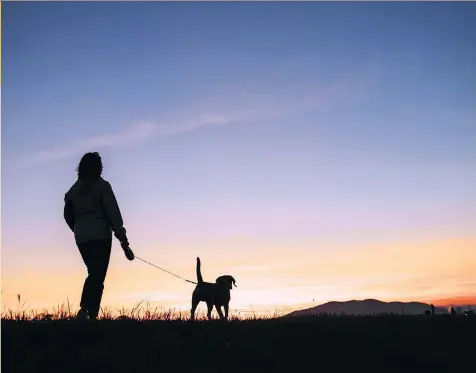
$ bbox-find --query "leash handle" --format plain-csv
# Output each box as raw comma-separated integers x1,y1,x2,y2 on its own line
135,256,197,285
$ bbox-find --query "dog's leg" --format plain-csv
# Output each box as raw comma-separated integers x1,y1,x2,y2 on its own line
216,305,225,320
206,302,213,320
224,303,229,320
191,298,199,321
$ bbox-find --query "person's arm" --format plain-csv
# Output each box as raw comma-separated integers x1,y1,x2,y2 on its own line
63,195,75,233
102,182,134,261
101,181,128,243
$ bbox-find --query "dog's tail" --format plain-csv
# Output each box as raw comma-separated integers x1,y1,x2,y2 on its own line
196,257,203,284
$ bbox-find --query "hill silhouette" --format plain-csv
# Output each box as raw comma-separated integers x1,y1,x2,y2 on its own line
286,299,448,317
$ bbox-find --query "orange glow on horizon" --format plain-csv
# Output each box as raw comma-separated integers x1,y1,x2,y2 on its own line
2,236,475,315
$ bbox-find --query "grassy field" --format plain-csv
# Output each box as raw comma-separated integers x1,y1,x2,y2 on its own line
2,305,475,373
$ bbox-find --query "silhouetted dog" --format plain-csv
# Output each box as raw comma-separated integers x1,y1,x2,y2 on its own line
191,257,237,320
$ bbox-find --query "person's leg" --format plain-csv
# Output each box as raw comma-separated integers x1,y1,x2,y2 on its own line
77,241,95,316
86,239,112,319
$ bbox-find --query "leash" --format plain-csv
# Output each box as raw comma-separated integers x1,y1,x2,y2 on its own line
135,256,198,285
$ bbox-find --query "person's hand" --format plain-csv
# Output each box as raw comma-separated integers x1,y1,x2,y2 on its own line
120,240,129,250
121,241,135,261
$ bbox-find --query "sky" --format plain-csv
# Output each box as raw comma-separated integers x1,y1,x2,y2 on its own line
1,2,476,316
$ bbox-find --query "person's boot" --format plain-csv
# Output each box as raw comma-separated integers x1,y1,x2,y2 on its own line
76,308,90,321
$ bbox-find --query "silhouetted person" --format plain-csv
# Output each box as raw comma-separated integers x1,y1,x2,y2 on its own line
64,152,135,320
431,304,435,317
450,307,457,316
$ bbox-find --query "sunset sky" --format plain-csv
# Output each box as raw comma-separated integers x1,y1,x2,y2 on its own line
2,2,475,315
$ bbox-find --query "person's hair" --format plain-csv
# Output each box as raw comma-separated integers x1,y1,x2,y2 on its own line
76,152,103,180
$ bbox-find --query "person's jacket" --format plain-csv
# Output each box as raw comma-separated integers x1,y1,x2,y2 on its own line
64,177,127,244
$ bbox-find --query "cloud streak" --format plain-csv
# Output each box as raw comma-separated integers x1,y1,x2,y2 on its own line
13,75,372,166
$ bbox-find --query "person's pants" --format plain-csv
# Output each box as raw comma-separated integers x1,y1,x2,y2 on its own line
77,238,112,319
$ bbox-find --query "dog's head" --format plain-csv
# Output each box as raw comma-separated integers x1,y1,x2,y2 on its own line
215,275,237,290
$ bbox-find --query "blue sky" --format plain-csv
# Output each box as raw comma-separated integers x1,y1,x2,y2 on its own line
2,2,475,312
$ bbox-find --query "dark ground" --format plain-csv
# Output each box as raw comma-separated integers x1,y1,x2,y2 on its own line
2,316,475,373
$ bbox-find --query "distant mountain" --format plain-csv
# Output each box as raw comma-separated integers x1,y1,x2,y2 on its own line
450,305,476,315
286,299,449,317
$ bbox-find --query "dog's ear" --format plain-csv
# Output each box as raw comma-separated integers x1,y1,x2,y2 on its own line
216,275,237,290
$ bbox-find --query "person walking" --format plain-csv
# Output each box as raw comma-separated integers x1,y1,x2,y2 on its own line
64,152,135,320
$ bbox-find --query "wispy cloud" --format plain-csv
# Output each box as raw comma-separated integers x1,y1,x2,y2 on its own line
11,108,277,166
22,121,158,164
13,75,372,166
